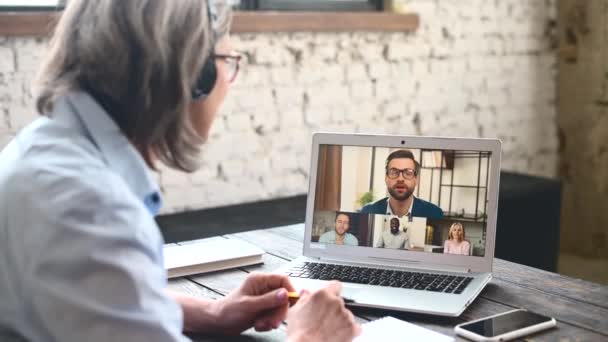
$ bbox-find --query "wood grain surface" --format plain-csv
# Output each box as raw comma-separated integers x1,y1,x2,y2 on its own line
170,224,608,341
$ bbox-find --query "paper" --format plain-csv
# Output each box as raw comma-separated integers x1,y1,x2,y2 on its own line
354,316,454,342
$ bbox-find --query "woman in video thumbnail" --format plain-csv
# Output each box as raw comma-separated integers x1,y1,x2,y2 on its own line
443,222,471,256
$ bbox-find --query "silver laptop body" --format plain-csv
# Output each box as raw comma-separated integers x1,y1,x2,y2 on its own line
276,133,501,317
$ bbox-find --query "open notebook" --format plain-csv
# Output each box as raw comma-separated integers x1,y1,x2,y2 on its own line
163,237,264,278
355,316,453,342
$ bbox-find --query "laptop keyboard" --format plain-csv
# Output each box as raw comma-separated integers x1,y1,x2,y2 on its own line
285,262,474,294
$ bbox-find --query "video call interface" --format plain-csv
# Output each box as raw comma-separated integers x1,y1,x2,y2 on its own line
311,144,492,258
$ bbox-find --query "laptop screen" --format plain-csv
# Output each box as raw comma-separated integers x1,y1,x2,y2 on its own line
311,144,492,258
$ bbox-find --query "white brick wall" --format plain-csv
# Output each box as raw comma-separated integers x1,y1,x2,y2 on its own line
0,0,558,213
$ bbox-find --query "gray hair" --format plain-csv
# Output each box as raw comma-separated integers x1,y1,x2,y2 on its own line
35,0,232,172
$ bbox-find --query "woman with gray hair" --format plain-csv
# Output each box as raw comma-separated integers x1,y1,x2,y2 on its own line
0,1,360,341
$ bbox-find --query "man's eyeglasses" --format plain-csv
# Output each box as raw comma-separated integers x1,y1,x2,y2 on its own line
214,53,241,83
386,168,417,180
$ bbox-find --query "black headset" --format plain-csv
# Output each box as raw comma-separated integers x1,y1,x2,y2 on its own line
191,0,218,100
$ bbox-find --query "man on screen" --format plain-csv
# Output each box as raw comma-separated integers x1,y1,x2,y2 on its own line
319,212,359,246
361,149,443,219
375,217,409,249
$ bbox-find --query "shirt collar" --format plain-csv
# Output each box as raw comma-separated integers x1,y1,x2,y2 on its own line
55,91,163,215
386,196,415,221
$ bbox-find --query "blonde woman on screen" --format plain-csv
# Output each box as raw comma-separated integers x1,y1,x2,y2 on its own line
444,222,471,256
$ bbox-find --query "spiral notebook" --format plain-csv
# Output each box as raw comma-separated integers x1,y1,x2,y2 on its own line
355,316,453,342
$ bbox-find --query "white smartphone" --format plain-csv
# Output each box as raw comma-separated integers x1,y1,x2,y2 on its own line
454,309,557,341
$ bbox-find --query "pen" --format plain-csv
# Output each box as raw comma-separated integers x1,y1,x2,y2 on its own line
287,292,356,306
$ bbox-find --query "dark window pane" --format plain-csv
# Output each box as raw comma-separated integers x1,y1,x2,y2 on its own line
243,0,382,11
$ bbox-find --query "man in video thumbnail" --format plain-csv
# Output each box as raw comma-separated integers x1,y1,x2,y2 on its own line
319,212,359,246
375,217,409,249
361,149,443,219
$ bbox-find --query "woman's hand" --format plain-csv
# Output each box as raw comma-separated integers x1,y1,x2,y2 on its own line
286,281,361,342
213,272,295,334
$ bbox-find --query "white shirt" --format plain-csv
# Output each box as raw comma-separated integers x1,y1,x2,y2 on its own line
386,196,415,220
0,92,187,342
376,229,409,249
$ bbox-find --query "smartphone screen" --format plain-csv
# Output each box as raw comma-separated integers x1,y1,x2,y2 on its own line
459,310,553,337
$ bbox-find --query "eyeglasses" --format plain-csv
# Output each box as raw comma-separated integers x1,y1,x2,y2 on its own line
214,53,241,83
386,168,417,180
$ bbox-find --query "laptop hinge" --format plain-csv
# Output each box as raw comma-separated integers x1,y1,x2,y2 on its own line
318,256,471,274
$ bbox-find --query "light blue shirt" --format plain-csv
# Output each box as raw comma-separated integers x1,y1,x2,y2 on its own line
318,230,359,246
0,92,188,341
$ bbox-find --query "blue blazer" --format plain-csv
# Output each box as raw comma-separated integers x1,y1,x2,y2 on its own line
360,197,444,219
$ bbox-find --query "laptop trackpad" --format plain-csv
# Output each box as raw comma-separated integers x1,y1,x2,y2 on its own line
342,285,363,301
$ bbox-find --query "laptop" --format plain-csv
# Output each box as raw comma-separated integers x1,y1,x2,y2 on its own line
276,133,501,316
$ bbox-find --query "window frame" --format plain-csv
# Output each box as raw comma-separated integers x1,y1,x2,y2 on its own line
0,1,383,12
0,6,60,11
0,0,64,12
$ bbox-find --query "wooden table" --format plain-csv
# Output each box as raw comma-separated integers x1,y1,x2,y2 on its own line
168,224,608,341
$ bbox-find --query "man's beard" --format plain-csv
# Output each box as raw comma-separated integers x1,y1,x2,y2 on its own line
388,184,414,201
390,227,399,234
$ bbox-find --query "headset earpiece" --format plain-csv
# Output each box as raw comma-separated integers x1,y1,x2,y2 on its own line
192,0,218,100
192,57,217,100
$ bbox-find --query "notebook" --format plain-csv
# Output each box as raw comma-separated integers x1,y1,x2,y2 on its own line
163,237,264,278
355,316,453,342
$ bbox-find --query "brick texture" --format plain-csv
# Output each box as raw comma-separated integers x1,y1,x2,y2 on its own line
0,0,558,214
